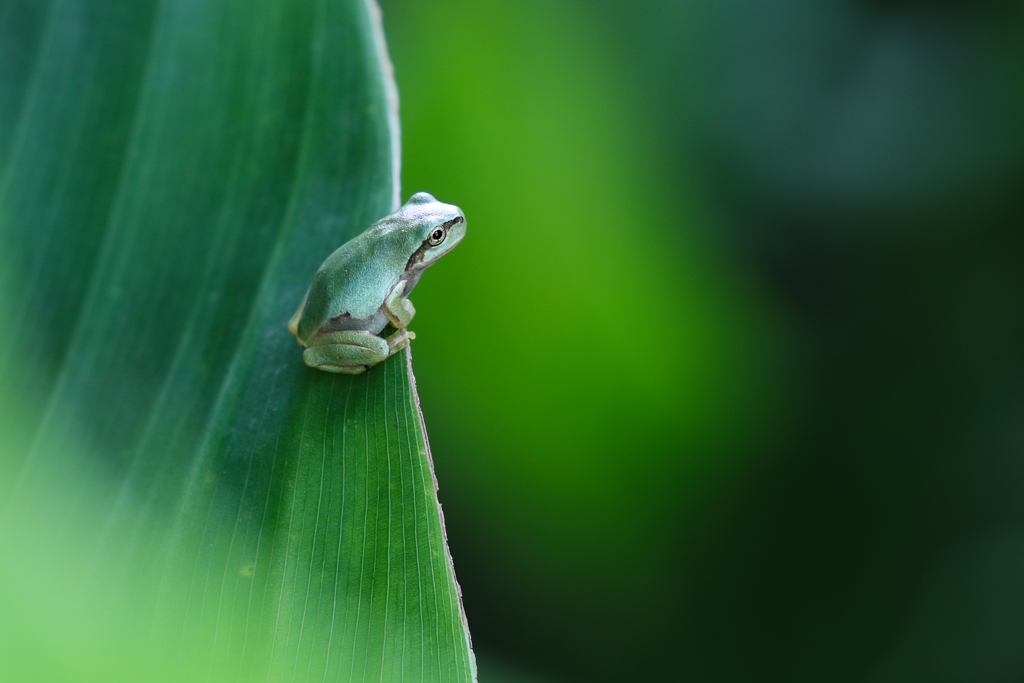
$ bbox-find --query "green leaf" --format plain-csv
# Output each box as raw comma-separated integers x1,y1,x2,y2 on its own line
0,1,475,681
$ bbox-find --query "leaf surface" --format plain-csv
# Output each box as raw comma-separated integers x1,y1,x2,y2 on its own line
0,1,474,680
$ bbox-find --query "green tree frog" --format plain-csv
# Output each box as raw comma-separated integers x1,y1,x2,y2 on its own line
287,192,466,373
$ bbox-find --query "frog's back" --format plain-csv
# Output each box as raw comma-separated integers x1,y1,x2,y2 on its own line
296,222,420,341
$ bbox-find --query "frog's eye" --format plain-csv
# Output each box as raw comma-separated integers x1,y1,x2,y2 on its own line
428,227,446,246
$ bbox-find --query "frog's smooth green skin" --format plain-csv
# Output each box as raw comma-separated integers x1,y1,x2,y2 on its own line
288,192,466,374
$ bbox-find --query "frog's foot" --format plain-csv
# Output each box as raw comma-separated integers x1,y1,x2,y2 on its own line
302,330,389,374
383,280,416,328
385,327,416,354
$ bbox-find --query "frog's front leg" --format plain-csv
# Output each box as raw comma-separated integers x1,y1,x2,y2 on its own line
383,279,416,328
301,328,415,374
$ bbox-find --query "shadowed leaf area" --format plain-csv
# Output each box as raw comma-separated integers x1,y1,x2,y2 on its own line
0,0,474,681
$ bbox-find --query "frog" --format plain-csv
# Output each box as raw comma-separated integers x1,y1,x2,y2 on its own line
287,192,466,374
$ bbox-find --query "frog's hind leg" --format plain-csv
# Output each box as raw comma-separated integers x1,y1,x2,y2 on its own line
302,330,389,374
287,288,310,337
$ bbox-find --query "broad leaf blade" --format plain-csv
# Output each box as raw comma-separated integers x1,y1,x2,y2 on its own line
0,0,474,681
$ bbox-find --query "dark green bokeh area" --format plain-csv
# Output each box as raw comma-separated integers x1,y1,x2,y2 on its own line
380,0,1024,681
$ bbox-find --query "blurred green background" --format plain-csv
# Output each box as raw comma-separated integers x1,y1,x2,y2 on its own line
378,0,1024,681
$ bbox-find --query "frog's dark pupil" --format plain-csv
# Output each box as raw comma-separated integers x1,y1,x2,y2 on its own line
432,229,443,240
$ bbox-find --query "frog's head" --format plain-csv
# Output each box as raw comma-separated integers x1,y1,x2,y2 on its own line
399,191,466,271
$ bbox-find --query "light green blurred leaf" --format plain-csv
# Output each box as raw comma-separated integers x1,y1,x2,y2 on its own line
0,0,474,681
